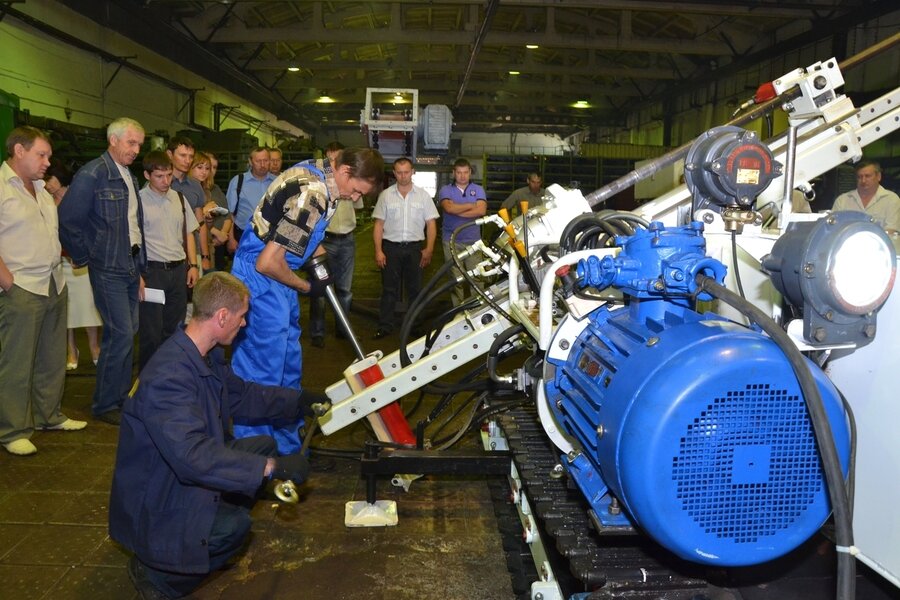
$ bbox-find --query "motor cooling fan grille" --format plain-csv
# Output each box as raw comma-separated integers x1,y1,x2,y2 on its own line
670,383,823,544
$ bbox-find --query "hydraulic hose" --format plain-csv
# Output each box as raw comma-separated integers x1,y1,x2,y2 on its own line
487,323,526,384
450,221,513,323
696,274,855,600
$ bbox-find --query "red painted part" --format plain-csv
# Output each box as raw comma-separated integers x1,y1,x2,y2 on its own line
357,363,416,445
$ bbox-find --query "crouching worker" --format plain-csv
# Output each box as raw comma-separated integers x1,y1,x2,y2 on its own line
109,271,313,599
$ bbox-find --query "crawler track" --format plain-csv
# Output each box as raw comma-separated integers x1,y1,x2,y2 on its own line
493,407,731,600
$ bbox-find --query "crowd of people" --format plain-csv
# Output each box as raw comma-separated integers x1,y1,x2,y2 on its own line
2,117,898,598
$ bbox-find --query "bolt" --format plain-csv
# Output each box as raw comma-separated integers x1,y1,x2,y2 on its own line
814,328,827,342
608,497,622,515
481,313,494,324
559,339,570,350
703,212,715,224
556,400,563,409
535,594,544,600
826,216,836,225
864,324,876,338
803,263,814,274
840,144,848,153
653,280,665,291
647,336,660,347
784,102,794,112
824,310,834,321
814,75,828,90
596,424,604,439
550,464,565,479
567,451,578,463
711,160,722,171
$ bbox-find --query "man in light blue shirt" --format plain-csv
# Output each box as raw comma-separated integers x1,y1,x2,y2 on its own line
226,147,274,251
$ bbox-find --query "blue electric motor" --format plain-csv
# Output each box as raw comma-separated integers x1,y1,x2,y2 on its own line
544,222,850,567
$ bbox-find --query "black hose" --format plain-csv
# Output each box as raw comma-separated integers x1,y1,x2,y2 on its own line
696,274,854,600
449,221,513,323
488,323,526,383
730,230,746,300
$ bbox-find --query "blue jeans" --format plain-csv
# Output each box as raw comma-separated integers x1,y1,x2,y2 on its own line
89,263,140,416
309,234,355,337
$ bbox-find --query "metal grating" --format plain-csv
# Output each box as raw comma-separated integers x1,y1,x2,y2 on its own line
671,383,823,545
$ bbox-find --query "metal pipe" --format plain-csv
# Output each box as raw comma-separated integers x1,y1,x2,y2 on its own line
778,125,799,230
325,285,366,361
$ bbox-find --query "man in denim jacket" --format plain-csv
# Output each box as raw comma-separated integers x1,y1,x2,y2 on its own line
59,117,146,425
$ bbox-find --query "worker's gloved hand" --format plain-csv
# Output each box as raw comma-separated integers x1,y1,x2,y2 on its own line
301,255,333,297
272,453,309,484
297,389,331,418
305,276,331,297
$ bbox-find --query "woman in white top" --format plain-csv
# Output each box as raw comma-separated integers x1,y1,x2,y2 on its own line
45,161,101,369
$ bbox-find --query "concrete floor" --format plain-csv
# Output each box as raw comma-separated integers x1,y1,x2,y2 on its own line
0,223,515,599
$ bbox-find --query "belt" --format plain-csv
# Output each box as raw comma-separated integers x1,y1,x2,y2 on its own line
146,259,185,270
131,244,141,257
325,231,353,240
384,239,422,247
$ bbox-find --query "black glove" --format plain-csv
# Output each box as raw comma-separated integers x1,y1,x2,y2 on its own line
297,389,331,418
305,277,331,298
272,453,309,483
302,255,333,297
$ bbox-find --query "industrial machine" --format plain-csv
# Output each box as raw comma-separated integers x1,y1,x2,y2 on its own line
319,38,900,600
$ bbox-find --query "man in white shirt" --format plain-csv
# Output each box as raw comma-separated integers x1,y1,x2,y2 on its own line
832,160,900,249
0,126,86,456
372,157,439,339
269,147,283,176
137,151,200,370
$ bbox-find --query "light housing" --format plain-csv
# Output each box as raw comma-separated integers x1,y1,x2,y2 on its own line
762,211,896,346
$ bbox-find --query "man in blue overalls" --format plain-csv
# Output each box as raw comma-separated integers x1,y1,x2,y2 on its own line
229,148,384,454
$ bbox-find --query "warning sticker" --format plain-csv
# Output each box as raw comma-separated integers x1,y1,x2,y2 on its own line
736,169,760,185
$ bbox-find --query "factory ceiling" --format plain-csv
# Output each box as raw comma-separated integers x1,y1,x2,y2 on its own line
58,0,898,137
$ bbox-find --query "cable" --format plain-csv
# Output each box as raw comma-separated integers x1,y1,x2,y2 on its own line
487,323,526,383
696,274,855,600
450,221,513,323
730,230,746,300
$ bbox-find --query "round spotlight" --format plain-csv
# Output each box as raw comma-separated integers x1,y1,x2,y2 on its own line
830,229,895,313
762,211,896,346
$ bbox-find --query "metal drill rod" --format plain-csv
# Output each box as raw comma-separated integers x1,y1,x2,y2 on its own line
324,284,366,361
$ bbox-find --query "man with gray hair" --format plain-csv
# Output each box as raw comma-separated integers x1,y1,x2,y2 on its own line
832,159,900,249
59,117,147,426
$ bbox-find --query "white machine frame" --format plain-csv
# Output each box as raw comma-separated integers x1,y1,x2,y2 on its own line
324,53,900,596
